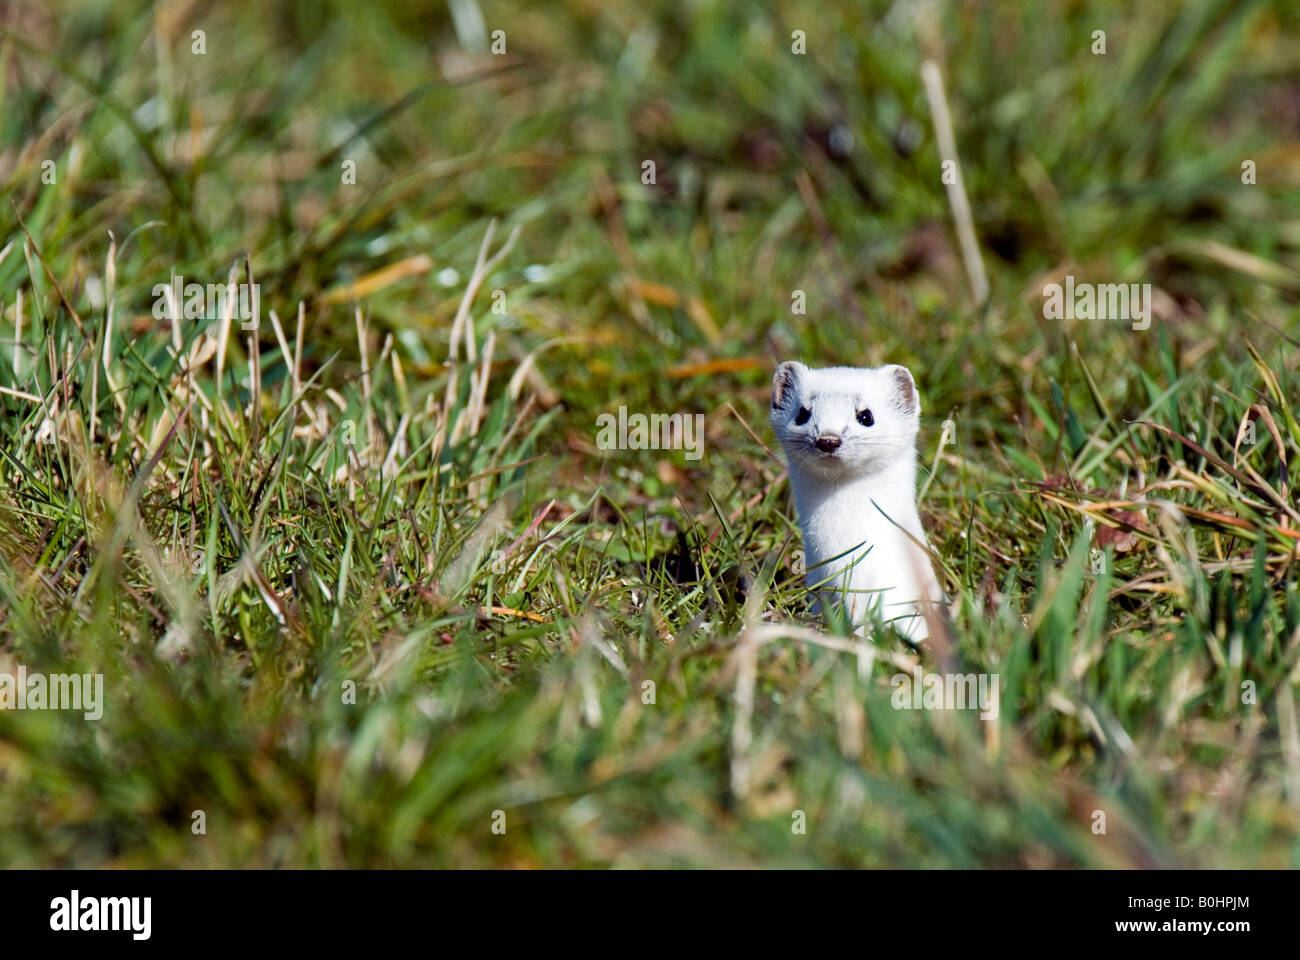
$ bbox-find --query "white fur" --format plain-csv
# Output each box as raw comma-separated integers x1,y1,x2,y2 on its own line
770,362,944,642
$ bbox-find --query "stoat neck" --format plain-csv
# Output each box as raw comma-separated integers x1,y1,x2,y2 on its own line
789,452,920,529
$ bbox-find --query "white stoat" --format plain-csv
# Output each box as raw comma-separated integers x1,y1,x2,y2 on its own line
770,361,945,642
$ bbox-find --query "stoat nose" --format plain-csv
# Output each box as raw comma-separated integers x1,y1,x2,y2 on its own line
815,435,841,453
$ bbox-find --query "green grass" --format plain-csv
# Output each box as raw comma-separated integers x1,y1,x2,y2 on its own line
1,0,1299,867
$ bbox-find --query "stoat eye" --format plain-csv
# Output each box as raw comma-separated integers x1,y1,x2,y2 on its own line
856,409,874,427
794,406,811,426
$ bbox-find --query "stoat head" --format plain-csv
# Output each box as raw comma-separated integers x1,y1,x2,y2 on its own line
769,361,921,479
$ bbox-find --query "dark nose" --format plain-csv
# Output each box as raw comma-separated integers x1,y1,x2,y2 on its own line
815,436,841,454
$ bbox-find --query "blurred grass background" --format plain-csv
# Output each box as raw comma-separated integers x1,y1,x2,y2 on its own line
1,0,1299,867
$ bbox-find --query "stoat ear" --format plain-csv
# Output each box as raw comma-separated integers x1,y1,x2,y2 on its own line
771,361,806,410
884,364,920,417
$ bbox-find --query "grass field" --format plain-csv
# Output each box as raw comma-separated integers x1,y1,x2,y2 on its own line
2,0,1299,868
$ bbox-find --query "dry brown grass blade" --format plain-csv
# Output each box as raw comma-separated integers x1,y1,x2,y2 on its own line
666,357,764,378
1140,419,1298,522
318,254,433,305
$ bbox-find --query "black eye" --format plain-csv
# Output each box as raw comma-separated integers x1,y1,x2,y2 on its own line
857,409,874,427
794,406,811,425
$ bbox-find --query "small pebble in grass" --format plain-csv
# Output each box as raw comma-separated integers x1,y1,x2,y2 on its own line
85,275,105,310
828,123,854,157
